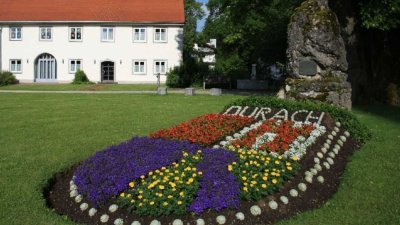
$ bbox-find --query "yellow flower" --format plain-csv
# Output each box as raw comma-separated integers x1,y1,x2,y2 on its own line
262,176,268,181
138,195,143,199
188,178,194,183
169,182,176,188
148,171,153,176
130,199,135,203
139,190,143,194
120,193,125,197
159,185,165,190
179,191,185,197
168,195,173,199
243,187,248,192
174,177,180,181
161,166,166,170
181,159,186,163
177,201,183,205
138,203,143,207
172,188,177,192
150,201,155,205
127,194,132,198
242,176,247,181
192,173,197,178
275,160,280,165
228,165,233,171
251,180,257,185
262,184,267,189
287,167,293,171
163,202,168,206
293,156,299,161
278,156,283,160
140,175,145,179
129,182,135,188
272,179,277,184
198,171,203,175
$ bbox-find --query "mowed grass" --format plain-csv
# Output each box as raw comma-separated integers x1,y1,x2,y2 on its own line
0,94,399,225
0,83,163,91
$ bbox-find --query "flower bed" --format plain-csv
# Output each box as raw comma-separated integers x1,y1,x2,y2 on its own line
48,104,359,225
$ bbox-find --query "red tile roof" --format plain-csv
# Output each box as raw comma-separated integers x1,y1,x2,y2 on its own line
0,0,185,23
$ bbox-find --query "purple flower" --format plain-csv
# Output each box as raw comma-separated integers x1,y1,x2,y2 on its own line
189,148,240,214
73,137,201,206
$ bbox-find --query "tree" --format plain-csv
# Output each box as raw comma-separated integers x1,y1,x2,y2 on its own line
360,0,400,31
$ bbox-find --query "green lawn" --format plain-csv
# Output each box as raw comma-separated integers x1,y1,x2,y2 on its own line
0,83,163,91
0,94,399,225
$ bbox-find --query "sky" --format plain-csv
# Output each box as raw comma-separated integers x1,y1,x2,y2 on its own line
196,0,209,32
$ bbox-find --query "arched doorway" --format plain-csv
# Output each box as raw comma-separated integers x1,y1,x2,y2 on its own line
35,53,57,82
101,61,115,82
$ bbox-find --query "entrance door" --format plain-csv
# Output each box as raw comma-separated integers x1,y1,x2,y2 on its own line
35,54,57,82
101,61,115,82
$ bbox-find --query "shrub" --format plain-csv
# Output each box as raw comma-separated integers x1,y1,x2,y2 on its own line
72,70,93,84
0,71,19,86
224,96,372,143
166,66,184,88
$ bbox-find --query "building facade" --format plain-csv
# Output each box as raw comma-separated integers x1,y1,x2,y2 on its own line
0,0,185,83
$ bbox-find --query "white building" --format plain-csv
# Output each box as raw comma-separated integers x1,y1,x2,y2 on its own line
194,39,216,68
0,0,185,83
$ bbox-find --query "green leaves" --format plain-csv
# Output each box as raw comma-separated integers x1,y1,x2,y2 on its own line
360,0,400,31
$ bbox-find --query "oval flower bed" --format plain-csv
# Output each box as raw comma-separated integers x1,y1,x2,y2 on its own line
47,106,357,225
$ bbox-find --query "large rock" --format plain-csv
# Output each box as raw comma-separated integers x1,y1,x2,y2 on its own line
287,0,348,80
285,0,352,109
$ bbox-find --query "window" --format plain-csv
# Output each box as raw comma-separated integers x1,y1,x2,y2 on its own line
40,27,52,40
69,60,82,73
154,28,167,42
69,27,82,41
10,60,22,73
154,60,167,74
10,27,22,40
133,60,146,74
101,27,114,42
133,28,146,42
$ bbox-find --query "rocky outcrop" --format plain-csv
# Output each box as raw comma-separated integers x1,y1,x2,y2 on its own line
285,0,352,109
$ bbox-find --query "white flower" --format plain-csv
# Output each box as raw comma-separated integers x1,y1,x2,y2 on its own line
328,135,334,140
328,152,335,158
334,144,341,150
323,162,331,170
280,196,289,205
298,183,307,192
317,152,323,159
131,221,141,225
109,204,118,213
333,148,339,155
226,136,233,141
323,143,330,149
233,133,241,138
114,218,123,225
88,208,97,217
289,189,298,197
335,122,341,127
196,218,205,225
100,214,109,223
268,200,278,210
220,141,227,146
310,168,318,175
75,195,83,203
235,212,245,221
305,175,313,183
340,136,347,142
326,139,332,145
327,157,334,165
332,131,337,136
216,215,226,224
305,171,312,177
213,145,220,149
69,180,75,186
314,164,322,172
173,219,183,225
250,205,262,216
317,176,324,183
80,203,89,211
338,140,344,146
334,127,340,132
70,190,78,198
70,184,78,191
314,157,320,164
321,147,327,154
344,131,350,137
150,220,161,225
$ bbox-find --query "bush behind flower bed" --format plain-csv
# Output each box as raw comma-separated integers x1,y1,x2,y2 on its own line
224,96,371,143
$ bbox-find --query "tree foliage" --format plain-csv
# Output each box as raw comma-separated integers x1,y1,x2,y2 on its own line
200,0,303,80
360,0,400,31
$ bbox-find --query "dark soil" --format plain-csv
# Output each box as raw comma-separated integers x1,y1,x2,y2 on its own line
45,109,359,225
